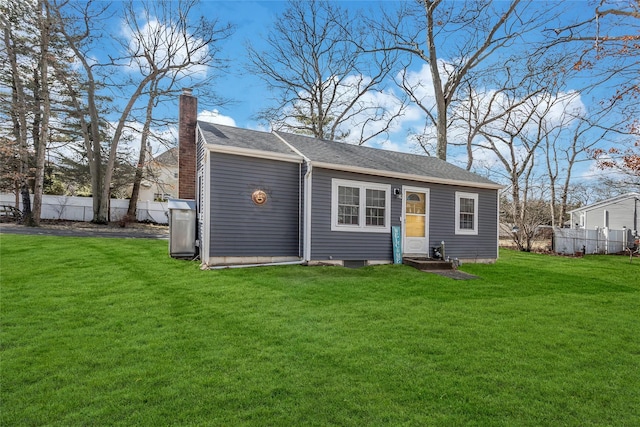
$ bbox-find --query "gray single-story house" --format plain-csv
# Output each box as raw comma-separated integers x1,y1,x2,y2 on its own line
177,90,502,267
569,192,640,232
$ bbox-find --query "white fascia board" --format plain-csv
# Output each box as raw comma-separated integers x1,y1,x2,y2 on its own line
205,143,303,164
311,161,504,190
567,192,640,214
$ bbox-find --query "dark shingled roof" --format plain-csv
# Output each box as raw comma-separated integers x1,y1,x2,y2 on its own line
198,121,297,156
197,121,499,187
275,131,498,187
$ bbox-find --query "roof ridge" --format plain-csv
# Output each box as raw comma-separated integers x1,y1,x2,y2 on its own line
273,129,436,160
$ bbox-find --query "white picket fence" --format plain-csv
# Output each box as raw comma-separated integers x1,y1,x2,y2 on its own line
0,193,169,224
554,227,634,255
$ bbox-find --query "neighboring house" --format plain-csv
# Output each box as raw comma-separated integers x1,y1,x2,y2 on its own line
177,90,502,267
139,147,178,201
568,192,640,232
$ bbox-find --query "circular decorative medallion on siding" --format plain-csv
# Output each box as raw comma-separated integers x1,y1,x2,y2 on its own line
252,190,268,205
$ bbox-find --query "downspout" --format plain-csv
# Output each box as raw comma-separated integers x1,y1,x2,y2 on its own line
496,193,500,260
273,132,312,262
633,197,640,238
201,148,211,267
303,163,312,262
298,162,302,258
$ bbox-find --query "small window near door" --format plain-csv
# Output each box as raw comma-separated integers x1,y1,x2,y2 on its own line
455,192,478,235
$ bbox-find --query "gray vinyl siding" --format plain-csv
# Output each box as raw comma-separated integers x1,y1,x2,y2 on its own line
429,185,498,260
209,152,301,257
310,169,401,261
310,168,498,261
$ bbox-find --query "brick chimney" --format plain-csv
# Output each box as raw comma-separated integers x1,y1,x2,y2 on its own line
178,88,197,200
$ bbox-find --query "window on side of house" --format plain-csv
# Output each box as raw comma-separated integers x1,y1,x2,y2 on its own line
455,192,478,235
331,179,390,233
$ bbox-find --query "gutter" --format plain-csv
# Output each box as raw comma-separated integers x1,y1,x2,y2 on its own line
309,161,504,190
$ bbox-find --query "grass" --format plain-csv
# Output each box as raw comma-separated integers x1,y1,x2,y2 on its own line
1,234,639,426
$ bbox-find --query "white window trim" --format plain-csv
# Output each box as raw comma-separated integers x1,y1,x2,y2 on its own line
331,178,391,233
455,191,479,235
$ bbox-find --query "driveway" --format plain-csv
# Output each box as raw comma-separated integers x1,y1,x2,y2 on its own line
0,221,169,239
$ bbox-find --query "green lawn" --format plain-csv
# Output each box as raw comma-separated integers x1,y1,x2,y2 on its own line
1,234,639,426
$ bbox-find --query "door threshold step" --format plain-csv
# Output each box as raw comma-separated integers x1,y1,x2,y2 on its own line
403,257,454,271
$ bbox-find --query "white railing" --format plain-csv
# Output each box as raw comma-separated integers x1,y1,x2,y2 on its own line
0,194,169,224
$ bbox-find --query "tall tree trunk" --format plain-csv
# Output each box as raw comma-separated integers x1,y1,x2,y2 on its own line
52,5,105,223
3,18,30,210
55,70,101,221
98,72,156,223
20,182,31,222
424,0,448,161
31,0,51,227
127,84,157,218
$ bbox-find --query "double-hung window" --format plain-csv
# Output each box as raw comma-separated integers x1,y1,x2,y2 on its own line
455,192,478,235
332,179,390,232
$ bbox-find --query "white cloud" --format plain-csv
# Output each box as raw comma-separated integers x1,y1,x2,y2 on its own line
198,110,237,127
580,154,629,182
89,120,178,162
280,73,417,150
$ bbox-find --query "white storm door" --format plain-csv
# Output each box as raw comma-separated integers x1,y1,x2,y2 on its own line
403,187,429,255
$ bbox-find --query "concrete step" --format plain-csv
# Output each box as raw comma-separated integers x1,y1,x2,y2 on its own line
403,257,454,271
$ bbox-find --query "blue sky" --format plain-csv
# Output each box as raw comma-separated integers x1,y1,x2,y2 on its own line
192,0,289,128
105,0,635,187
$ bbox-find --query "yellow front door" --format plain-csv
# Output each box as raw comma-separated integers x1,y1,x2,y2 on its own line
403,188,429,255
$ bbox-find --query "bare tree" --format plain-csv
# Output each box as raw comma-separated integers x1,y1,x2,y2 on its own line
476,79,576,251
501,196,551,252
246,0,403,145
52,0,231,223
1,0,63,225
49,1,108,221
119,0,232,220
450,52,556,171
29,0,53,226
1,0,36,213
546,0,639,190
369,0,562,161
543,101,630,227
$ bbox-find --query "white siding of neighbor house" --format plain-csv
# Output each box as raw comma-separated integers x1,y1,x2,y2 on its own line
572,196,639,231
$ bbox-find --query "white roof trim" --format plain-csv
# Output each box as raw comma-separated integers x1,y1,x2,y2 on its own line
311,161,504,190
568,192,640,214
205,144,303,164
